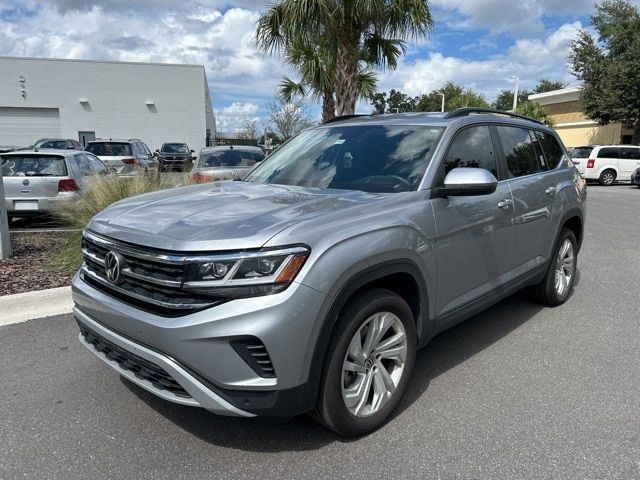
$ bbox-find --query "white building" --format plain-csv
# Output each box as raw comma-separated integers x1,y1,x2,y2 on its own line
0,57,215,151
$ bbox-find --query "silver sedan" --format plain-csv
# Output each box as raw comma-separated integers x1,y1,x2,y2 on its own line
1,149,111,222
190,145,265,183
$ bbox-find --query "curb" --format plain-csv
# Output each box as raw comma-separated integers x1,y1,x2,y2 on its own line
0,286,73,327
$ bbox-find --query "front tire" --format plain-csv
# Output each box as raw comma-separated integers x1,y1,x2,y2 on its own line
314,288,417,437
534,227,577,306
598,169,616,186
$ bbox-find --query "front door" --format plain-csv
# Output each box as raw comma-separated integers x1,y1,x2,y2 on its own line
78,131,95,147
431,125,515,320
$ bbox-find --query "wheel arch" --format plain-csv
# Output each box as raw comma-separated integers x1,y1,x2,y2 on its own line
302,260,430,411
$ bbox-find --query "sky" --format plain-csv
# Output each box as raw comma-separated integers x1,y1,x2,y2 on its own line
0,0,616,132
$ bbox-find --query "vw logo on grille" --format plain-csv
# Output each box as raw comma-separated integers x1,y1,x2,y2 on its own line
104,251,124,284
22,179,30,186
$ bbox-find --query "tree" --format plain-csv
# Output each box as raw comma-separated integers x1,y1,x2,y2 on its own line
571,0,640,143
533,78,566,94
256,0,433,116
493,88,530,111
278,38,377,122
516,101,555,127
267,96,315,141
236,119,259,139
371,89,416,114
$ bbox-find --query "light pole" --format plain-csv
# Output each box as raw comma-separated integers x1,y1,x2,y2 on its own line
437,93,445,112
509,75,520,111
0,166,11,259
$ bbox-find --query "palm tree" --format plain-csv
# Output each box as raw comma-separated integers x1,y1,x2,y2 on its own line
278,38,377,122
256,0,433,116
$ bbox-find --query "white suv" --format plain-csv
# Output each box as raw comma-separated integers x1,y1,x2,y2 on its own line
571,145,640,185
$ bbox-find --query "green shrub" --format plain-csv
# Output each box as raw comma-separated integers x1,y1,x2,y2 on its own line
51,174,193,273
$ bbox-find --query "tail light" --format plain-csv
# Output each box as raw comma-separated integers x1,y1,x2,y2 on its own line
586,158,595,168
121,157,136,165
191,172,212,184
58,178,79,192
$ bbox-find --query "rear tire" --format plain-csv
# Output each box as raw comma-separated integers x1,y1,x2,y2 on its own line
598,169,616,186
314,288,417,437
534,227,577,306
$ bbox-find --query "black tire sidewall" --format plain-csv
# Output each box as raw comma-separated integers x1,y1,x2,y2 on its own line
318,289,417,436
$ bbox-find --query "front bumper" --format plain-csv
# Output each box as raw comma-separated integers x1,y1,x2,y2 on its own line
72,271,330,416
76,307,254,416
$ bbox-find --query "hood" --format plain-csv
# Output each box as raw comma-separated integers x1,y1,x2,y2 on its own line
88,181,387,251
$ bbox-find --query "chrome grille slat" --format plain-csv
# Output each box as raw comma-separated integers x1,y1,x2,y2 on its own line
81,265,212,310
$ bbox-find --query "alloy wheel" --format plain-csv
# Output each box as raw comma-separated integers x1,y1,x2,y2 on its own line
341,311,407,417
554,239,574,296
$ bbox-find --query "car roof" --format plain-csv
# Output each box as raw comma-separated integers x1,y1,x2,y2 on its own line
1,149,78,157
593,144,640,148
162,142,188,145
320,108,554,133
87,139,136,143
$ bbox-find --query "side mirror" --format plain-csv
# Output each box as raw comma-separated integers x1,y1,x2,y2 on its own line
190,149,195,153
441,167,498,196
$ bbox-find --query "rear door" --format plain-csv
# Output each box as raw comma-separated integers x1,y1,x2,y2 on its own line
497,125,556,277
619,147,640,177
431,124,515,319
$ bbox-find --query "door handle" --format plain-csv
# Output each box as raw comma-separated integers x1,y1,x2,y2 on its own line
497,198,513,209
545,187,556,195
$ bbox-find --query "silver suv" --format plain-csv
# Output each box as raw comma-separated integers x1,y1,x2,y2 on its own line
72,108,586,436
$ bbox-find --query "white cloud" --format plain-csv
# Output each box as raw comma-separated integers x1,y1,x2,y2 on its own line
215,101,261,132
376,22,582,104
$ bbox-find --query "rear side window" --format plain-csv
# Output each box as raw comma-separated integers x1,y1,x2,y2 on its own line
597,147,621,159
535,131,565,169
199,150,257,168
444,126,498,178
497,126,544,178
86,142,132,156
1,155,68,176
620,148,640,160
571,147,593,159
35,139,67,149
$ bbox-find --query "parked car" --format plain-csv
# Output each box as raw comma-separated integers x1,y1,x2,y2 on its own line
190,145,265,182
0,146,19,154
34,138,83,150
156,143,195,172
73,108,586,436
631,167,640,187
572,144,640,185
85,138,159,180
1,150,111,221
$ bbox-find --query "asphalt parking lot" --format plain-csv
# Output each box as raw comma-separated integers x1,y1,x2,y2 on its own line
1,184,639,479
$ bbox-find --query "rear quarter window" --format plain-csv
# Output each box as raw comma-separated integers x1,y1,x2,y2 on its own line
597,147,621,158
570,147,593,158
86,142,132,156
1,155,68,176
535,131,566,169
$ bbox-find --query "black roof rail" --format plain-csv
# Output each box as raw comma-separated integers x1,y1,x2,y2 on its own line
444,107,544,125
322,114,370,124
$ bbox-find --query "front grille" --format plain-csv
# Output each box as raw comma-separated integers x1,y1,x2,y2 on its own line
77,320,191,399
231,338,276,378
81,230,224,317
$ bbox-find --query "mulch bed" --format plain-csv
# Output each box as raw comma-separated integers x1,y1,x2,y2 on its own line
0,232,73,296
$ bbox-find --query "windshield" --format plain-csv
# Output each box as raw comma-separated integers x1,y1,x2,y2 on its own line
86,142,132,156
570,147,593,158
198,149,265,168
35,139,67,149
1,155,68,176
161,143,189,154
244,125,444,193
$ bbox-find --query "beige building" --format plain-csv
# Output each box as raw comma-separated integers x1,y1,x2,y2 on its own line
528,87,634,148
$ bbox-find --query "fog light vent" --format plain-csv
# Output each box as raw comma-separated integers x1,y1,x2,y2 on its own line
230,338,276,378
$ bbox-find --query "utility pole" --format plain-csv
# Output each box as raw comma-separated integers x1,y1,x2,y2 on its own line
509,75,520,111
0,166,11,259
438,93,445,112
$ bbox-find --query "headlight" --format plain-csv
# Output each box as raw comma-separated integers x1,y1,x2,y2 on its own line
182,246,310,298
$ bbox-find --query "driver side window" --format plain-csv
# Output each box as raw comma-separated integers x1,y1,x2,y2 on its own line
444,126,498,178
